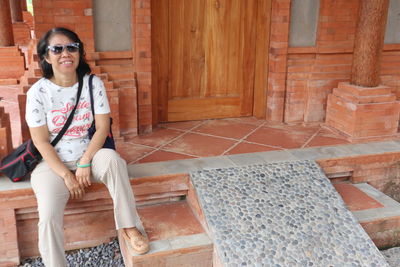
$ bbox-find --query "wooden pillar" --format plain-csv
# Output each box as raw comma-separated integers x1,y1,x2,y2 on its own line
350,0,389,87
10,0,23,22
0,0,14,46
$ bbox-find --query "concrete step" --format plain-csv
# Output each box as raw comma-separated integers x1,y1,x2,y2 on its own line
118,201,213,267
334,182,400,248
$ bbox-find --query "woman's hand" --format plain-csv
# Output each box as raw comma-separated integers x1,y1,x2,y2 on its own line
75,165,92,188
63,172,85,199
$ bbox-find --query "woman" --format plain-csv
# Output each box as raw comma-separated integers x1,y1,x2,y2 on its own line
26,27,149,266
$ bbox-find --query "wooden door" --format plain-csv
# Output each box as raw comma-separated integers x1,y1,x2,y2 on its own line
152,0,259,122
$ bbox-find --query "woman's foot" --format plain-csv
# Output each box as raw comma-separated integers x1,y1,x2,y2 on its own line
123,227,150,255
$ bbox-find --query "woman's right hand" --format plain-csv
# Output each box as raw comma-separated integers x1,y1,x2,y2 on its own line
63,172,85,199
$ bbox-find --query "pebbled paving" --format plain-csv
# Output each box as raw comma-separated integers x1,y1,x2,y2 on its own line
190,160,389,267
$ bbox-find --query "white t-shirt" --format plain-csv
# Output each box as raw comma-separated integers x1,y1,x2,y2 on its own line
25,74,110,162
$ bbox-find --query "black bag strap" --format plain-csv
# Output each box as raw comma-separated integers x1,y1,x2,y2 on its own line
88,74,95,117
50,74,84,146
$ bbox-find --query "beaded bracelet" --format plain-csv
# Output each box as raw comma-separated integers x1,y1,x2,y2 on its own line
76,162,92,168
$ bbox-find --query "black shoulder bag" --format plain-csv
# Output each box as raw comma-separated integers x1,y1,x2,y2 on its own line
87,74,116,150
0,76,84,182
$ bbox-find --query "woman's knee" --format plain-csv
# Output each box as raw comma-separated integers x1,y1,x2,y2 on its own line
92,148,124,167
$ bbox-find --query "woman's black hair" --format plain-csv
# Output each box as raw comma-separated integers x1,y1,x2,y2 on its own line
37,27,91,79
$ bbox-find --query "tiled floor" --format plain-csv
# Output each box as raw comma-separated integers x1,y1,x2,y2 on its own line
0,80,390,166
117,117,353,164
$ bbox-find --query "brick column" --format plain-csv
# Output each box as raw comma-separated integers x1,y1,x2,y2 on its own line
10,0,23,23
325,0,400,140
133,0,152,134
0,0,14,46
265,0,291,122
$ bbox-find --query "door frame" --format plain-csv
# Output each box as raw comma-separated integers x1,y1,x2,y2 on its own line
150,0,272,125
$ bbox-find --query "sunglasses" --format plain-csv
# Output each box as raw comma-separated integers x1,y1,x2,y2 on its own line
47,43,80,55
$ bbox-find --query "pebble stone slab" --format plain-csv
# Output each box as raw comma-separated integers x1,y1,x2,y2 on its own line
190,160,389,267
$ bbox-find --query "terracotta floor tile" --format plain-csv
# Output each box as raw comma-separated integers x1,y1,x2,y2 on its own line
334,184,384,211
159,120,204,131
223,117,266,126
193,120,258,139
137,150,196,163
267,124,320,135
306,135,351,147
163,133,237,157
130,128,183,148
245,126,316,149
116,142,155,164
225,141,282,155
137,201,204,241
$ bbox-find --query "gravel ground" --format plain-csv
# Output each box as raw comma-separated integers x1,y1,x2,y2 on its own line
18,238,400,266
19,239,124,267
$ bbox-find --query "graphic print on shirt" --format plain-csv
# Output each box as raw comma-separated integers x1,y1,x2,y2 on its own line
50,100,92,137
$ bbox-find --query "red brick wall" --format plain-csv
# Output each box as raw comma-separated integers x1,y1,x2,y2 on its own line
31,0,153,135
132,0,152,134
317,152,400,197
32,0,95,52
266,0,290,122
268,0,400,125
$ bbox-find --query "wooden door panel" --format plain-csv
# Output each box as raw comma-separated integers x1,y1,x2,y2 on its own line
205,0,241,97
152,0,169,122
169,0,205,99
239,0,258,115
168,97,241,121
154,0,258,122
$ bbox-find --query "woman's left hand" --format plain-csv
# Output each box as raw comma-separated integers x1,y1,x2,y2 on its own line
75,166,92,188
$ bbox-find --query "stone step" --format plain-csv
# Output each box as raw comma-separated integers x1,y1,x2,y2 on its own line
334,182,400,248
118,201,213,267
189,160,389,266
0,173,192,266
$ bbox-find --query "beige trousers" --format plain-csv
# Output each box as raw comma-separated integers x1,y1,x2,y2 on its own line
31,148,142,267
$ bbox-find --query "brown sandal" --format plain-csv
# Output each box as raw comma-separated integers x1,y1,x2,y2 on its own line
122,228,150,255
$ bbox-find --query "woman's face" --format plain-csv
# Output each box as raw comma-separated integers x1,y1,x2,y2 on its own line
45,34,80,78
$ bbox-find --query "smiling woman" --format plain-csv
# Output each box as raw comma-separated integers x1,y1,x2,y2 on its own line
25,27,149,267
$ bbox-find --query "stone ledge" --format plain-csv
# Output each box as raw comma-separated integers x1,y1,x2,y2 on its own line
2,140,400,193
0,174,191,265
